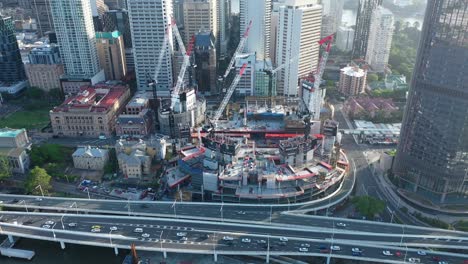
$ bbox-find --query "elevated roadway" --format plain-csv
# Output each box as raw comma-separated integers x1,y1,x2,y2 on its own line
0,212,467,264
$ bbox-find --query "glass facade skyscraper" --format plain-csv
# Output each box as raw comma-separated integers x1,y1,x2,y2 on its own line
394,0,468,203
0,15,26,84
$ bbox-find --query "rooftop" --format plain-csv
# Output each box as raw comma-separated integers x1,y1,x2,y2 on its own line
0,128,25,138
73,146,108,158
341,66,366,78
51,84,128,113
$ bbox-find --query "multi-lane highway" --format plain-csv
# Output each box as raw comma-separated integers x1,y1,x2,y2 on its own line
1,194,468,250
1,212,467,264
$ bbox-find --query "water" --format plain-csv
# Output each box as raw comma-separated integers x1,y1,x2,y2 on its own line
341,9,424,29
0,237,127,264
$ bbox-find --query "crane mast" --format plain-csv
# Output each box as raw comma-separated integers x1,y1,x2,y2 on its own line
211,63,248,127
222,20,252,79
170,21,195,111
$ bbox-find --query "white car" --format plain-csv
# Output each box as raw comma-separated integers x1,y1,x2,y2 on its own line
382,251,393,256
417,251,427,256
45,221,55,225
42,224,51,229
223,236,234,241
68,223,77,227
279,237,288,242
241,238,251,243
301,243,310,248
141,233,150,238
299,247,309,252
134,228,143,233
352,248,362,253
409,258,421,263
35,198,43,201
177,232,187,237
257,240,266,244
336,222,347,227
109,226,118,231
330,246,341,251
180,237,188,241
237,211,246,215
91,228,101,233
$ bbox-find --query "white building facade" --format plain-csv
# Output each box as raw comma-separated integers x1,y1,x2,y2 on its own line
234,53,256,96
128,0,174,93
366,6,394,72
49,0,101,78
276,0,322,96
239,0,271,60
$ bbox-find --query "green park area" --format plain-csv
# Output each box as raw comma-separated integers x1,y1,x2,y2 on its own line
0,108,51,130
0,87,61,130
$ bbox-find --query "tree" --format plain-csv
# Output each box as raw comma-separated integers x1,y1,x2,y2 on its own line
367,73,379,83
0,156,12,180
352,196,385,219
24,166,52,195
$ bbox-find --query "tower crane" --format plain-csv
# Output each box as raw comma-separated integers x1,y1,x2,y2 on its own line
263,46,317,108
206,63,248,133
302,34,334,139
220,20,252,81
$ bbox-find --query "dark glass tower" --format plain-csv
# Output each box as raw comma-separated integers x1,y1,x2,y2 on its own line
394,0,468,203
351,0,383,59
0,15,26,84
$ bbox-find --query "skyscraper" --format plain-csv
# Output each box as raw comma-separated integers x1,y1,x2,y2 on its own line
217,0,229,57
128,0,173,93
365,6,394,72
351,0,382,59
394,0,468,203
50,0,102,79
239,0,271,60
31,0,54,36
96,31,127,80
321,0,344,37
276,0,322,96
103,9,132,48
182,0,217,46
0,15,26,84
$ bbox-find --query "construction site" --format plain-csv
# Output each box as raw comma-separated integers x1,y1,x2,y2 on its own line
146,19,350,204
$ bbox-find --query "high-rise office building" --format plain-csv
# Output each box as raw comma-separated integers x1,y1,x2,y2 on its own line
90,0,109,31
128,0,173,94
351,0,382,59
104,0,127,9
217,0,229,57
239,0,271,60
50,0,104,94
321,0,344,37
182,0,217,46
269,1,283,65
194,32,217,94
276,0,322,96
31,0,54,36
336,26,355,52
103,9,132,48
394,0,468,203
96,31,127,80
25,44,64,91
365,6,394,72
0,15,26,84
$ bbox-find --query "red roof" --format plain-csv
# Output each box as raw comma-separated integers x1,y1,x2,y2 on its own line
53,84,128,113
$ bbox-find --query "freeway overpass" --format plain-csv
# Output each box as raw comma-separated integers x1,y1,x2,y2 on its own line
1,193,467,244
0,212,467,264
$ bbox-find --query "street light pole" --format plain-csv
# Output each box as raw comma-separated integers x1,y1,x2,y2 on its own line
84,187,90,200
35,185,44,197
220,202,224,222
19,200,28,213
109,229,114,247
70,202,78,214
159,230,164,252
60,213,66,230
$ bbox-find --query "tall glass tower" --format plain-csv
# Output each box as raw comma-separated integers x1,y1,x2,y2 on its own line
394,0,468,203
